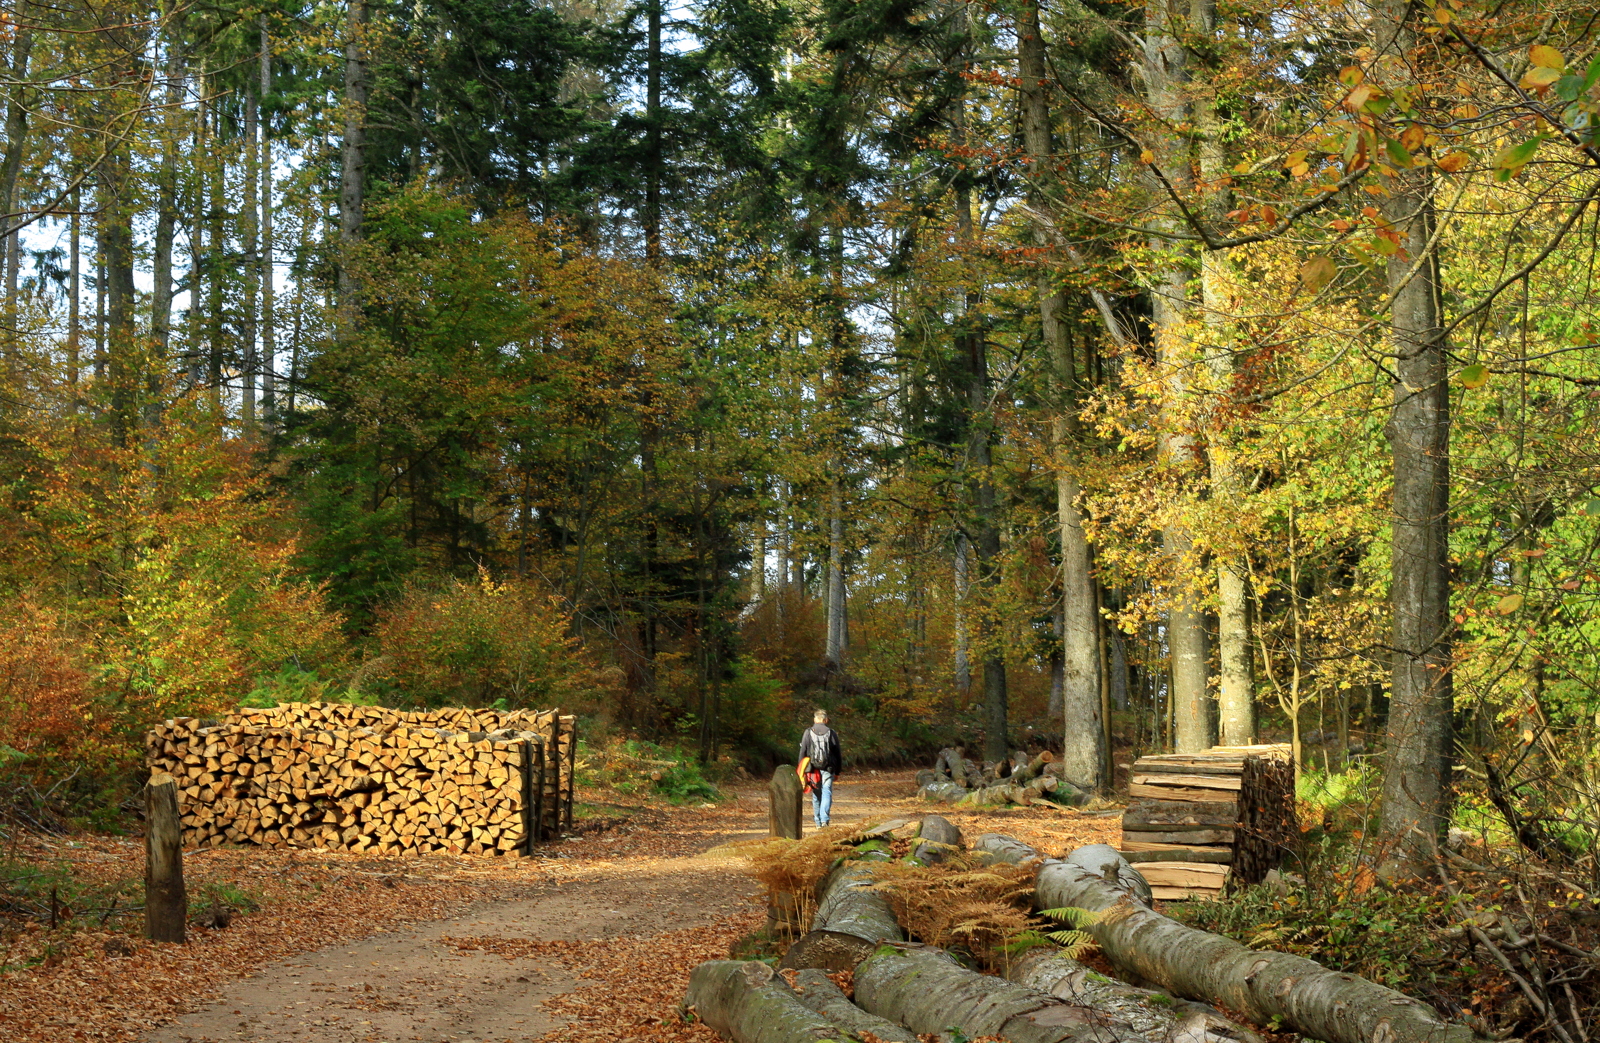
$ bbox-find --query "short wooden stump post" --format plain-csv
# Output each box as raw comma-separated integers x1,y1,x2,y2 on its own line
144,773,187,943
766,764,805,937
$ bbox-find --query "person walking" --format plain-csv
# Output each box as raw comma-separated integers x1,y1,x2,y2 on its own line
797,709,842,827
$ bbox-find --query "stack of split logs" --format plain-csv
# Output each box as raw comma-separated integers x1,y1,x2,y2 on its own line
144,702,577,855
1120,743,1294,900
915,747,1086,807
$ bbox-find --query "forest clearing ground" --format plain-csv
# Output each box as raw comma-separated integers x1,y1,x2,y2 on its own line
0,770,1120,1043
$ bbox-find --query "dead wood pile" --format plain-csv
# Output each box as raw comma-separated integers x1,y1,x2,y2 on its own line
915,746,1087,807
144,701,576,855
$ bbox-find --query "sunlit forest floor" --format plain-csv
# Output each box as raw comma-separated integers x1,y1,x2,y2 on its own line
0,772,1120,1042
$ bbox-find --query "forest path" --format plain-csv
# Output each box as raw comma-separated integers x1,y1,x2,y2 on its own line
140,775,905,1043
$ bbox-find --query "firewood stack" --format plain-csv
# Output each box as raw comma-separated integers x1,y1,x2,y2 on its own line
144,702,578,855
1119,743,1292,900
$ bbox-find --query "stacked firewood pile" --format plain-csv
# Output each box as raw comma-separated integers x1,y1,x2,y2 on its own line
1119,744,1292,899
144,702,577,855
914,747,1086,807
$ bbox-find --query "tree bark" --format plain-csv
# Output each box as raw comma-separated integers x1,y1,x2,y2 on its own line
242,72,260,432
909,814,962,865
980,837,1481,1043
854,944,1145,1043
954,535,972,691
0,13,33,372
338,0,368,308
789,969,918,1043
825,474,846,667
779,863,904,972
1142,0,1213,755
1373,0,1453,879
1007,950,1263,1043
144,775,187,943
150,51,184,365
259,16,276,429
1018,0,1104,791
684,960,866,1043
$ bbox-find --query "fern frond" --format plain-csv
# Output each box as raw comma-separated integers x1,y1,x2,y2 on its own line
1038,905,1104,928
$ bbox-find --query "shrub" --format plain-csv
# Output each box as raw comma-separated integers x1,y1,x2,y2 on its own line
370,570,601,710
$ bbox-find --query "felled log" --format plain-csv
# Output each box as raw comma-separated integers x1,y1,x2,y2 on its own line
789,969,918,1043
779,863,905,972
981,837,1482,1043
853,944,1145,1043
935,747,968,787
1007,950,1262,1043
684,960,865,1043
909,814,962,865
917,781,967,803
1008,749,1056,785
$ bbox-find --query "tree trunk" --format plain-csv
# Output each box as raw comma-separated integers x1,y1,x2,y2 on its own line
825,474,846,667
144,775,187,943
644,0,662,263
259,16,276,429
67,188,80,389
99,159,137,445
953,534,971,691
909,814,962,865
1142,0,1213,755
980,837,1480,1043
338,0,368,307
150,53,183,365
1373,0,1453,879
789,969,917,1043
1017,0,1104,791
779,863,904,972
0,16,33,372
1007,950,1263,1043
684,960,865,1043
242,75,260,433
854,945,1145,1043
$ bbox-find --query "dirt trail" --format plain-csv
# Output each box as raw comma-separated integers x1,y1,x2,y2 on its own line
142,778,896,1043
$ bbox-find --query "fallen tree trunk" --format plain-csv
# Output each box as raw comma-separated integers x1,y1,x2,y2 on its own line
684,960,863,1043
789,969,918,1043
1006,950,1261,1043
910,814,963,865
854,944,1145,1043
975,836,1483,1043
1008,749,1056,785
779,863,905,971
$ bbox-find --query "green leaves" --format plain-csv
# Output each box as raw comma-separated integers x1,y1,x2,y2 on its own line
1458,364,1489,388
1492,137,1543,181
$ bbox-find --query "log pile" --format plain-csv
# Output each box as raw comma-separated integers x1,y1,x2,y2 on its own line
915,747,1085,807
144,702,577,855
1119,744,1290,899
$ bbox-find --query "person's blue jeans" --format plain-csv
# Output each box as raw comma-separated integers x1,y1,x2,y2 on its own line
812,771,834,827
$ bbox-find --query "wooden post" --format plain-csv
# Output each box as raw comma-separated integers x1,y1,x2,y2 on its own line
770,764,802,840
532,736,547,843
144,773,186,943
548,717,562,840
519,739,535,854
563,715,576,834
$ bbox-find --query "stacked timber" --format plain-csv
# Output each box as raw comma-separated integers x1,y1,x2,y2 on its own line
145,702,577,855
1120,743,1290,900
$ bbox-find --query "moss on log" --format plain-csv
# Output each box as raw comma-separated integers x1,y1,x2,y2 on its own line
975,836,1485,1043
910,814,963,865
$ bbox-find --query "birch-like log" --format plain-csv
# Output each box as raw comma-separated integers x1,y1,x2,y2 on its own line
975,836,1483,1043
790,969,918,1043
684,960,861,1043
779,864,904,971
853,944,1145,1043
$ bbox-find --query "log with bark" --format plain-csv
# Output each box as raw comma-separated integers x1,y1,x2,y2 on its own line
976,835,1484,1043
909,814,962,865
1006,950,1263,1043
918,748,1083,807
789,969,918,1043
684,960,866,1043
779,862,905,972
853,943,1146,1043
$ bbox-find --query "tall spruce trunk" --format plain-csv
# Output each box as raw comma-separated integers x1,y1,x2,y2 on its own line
954,534,972,691
825,473,846,665
1018,0,1103,789
99,159,137,444
68,188,80,389
1144,0,1212,753
338,0,368,307
259,17,276,427
150,52,184,366
0,16,33,373
1374,0,1453,875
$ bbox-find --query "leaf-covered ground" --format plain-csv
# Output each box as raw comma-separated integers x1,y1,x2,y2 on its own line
0,771,1119,1042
